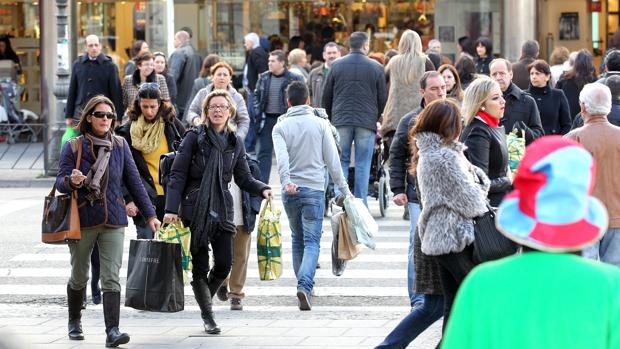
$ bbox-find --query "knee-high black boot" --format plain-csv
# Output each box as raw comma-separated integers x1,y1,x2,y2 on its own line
102,292,130,347
67,285,85,340
191,278,221,334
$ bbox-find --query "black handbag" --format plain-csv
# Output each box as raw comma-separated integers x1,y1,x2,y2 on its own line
41,137,83,244
472,205,518,264
125,239,184,312
159,122,182,192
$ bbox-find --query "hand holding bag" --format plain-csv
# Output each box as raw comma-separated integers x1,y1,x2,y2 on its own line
472,205,518,264
343,197,377,250
42,137,83,244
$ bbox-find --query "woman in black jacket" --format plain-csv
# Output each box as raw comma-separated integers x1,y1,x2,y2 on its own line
525,60,572,135
556,49,597,119
116,83,185,239
474,37,493,76
154,51,178,111
460,77,511,207
163,90,272,334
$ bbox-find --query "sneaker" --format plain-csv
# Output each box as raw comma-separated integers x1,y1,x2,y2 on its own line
296,288,312,311
230,298,243,311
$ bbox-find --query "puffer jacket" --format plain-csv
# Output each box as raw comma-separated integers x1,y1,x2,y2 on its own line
56,135,155,228
415,132,490,256
322,50,388,132
164,126,269,222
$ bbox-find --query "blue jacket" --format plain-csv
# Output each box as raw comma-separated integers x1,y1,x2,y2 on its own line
56,135,156,228
253,68,303,121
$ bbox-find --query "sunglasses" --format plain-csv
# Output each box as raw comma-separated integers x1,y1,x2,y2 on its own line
91,111,116,120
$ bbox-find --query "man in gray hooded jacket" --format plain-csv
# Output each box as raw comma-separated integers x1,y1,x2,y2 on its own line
272,81,351,311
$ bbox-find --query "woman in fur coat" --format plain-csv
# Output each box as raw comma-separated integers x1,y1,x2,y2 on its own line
408,99,490,341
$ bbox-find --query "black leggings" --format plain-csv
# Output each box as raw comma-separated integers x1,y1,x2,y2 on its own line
434,245,476,333
190,231,234,281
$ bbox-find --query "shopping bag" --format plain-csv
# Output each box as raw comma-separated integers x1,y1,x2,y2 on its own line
257,198,282,281
331,212,348,276
125,239,184,312
506,128,525,176
156,220,192,284
336,211,361,261
343,197,377,250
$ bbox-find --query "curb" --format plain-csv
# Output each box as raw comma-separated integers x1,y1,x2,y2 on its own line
0,179,55,188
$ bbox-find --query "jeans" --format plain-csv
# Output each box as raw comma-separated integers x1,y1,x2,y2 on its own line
407,203,424,307
434,245,476,335
374,294,444,349
257,114,279,184
583,227,620,267
336,126,376,206
282,187,325,293
69,227,125,293
244,91,257,153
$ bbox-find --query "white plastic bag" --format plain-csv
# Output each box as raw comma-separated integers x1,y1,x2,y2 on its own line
343,197,377,250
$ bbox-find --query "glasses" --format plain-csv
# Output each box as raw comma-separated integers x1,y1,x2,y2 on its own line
207,105,230,111
91,111,116,120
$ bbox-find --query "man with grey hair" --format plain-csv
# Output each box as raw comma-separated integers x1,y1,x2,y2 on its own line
490,58,544,144
427,39,441,54
322,31,387,206
169,30,202,118
308,42,340,108
512,40,540,89
243,32,269,153
565,82,620,268
572,75,620,129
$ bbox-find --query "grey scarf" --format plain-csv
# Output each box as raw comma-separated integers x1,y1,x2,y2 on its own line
84,133,113,205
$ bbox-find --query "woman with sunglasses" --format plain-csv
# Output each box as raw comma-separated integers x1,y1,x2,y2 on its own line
154,51,178,110
185,61,250,140
116,83,185,239
163,90,272,334
121,52,170,120
56,95,161,347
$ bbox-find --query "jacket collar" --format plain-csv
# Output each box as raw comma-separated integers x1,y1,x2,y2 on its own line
503,82,522,100
416,132,465,153
584,115,611,125
283,104,313,118
80,53,108,64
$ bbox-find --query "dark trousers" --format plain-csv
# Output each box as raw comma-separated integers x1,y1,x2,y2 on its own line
434,245,475,334
90,242,100,292
136,195,166,239
257,113,279,184
191,232,234,281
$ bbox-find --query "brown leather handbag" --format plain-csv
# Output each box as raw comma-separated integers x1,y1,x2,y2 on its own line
42,137,83,244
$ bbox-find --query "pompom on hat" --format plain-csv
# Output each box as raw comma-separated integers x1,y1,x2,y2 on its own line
496,136,608,253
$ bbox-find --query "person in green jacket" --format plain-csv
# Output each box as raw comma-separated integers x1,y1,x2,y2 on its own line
442,136,620,349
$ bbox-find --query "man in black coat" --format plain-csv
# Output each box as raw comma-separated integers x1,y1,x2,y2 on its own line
490,58,544,144
322,31,388,206
389,71,446,311
65,35,123,124
243,32,269,153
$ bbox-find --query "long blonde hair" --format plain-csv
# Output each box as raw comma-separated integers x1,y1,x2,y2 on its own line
386,30,426,85
461,76,499,125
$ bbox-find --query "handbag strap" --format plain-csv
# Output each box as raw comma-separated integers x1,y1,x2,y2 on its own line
259,197,272,217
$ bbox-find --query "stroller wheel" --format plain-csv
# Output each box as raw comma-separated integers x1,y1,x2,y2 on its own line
378,176,388,217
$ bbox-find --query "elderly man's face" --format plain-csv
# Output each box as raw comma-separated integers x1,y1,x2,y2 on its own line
430,41,441,53
490,61,513,92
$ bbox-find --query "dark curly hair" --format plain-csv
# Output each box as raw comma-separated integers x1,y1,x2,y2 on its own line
125,83,176,122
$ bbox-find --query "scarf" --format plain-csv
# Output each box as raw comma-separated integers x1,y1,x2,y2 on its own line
130,115,165,154
476,110,500,128
190,125,236,252
84,133,113,205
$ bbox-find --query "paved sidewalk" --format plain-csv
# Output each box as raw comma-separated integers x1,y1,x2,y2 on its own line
0,304,442,349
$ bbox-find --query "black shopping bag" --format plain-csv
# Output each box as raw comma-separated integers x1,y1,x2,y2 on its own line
125,239,184,312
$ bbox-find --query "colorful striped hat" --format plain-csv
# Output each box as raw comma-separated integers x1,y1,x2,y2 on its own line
496,136,608,252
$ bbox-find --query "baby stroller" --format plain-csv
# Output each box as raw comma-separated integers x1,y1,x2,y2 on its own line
0,78,39,144
344,133,390,217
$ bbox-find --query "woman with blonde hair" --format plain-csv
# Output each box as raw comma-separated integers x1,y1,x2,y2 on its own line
460,77,511,207
380,29,434,138
288,48,309,82
164,90,272,334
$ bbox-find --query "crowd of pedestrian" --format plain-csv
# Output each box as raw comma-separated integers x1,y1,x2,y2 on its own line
58,27,620,348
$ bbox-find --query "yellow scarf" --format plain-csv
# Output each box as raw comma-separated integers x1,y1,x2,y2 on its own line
130,115,165,154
